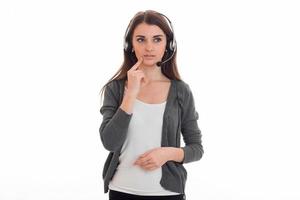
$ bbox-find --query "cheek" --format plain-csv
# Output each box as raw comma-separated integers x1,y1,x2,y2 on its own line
160,47,167,56
160,43,167,53
132,44,141,53
134,50,141,57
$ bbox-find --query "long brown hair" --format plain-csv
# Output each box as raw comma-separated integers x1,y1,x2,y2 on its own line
99,10,182,101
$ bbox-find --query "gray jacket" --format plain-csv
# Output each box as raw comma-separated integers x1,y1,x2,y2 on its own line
99,78,204,196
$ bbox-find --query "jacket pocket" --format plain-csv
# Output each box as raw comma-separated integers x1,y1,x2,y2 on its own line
180,164,187,179
176,162,187,179
175,162,187,193
102,152,113,179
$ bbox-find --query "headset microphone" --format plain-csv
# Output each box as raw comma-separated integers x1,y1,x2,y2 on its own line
156,61,163,66
156,47,176,67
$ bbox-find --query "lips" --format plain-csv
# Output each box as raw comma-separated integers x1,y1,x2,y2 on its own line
144,55,155,59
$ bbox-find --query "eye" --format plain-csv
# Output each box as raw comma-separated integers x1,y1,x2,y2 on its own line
154,38,162,43
137,38,144,43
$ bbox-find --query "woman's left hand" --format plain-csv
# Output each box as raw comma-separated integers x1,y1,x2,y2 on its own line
134,147,170,171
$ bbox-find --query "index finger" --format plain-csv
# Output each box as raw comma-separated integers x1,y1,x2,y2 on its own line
130,57,143,71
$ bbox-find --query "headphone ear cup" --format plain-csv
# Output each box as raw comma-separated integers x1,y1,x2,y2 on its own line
124,40,132,52
124,42,128,51
124,36,129,51
169,40,174,51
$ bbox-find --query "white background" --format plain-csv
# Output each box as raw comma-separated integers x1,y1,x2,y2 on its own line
1,0,300,199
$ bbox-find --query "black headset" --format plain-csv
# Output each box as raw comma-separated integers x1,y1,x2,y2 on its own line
123,11,177,67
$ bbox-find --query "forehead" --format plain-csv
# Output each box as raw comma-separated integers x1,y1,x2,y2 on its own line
133,23,166,37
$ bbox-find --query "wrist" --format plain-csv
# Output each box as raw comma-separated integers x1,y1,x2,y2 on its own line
164,147,184,163
124,87,138,98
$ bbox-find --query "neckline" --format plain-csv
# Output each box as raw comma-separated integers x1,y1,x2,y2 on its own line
135,98,167,105
121,78,175,115
123,79,173,106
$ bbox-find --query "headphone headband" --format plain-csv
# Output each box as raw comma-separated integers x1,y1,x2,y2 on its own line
123,11,177,53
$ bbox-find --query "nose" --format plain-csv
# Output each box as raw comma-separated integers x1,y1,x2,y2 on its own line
145,41,154,51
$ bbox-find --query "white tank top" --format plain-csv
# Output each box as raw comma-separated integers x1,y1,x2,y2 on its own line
109,98,181,196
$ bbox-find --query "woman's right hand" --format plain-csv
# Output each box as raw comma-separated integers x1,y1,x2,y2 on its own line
126,57,147,97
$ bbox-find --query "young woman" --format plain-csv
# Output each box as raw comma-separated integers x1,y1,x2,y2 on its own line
99,10,204,200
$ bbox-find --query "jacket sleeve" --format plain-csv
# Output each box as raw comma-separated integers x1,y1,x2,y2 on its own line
179,84,204,164
99,82,133,152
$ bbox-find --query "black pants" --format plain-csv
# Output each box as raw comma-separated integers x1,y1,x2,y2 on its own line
109,189,185,200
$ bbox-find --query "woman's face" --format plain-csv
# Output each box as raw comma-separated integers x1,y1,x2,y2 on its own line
131,23,167,67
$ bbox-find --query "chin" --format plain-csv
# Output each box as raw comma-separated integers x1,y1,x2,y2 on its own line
143,60,157,67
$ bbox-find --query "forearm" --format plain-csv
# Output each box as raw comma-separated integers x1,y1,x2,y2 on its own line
100,108,132,151
165,147,184,163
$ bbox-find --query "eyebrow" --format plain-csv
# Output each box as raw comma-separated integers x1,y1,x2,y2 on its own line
135,35,164,38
